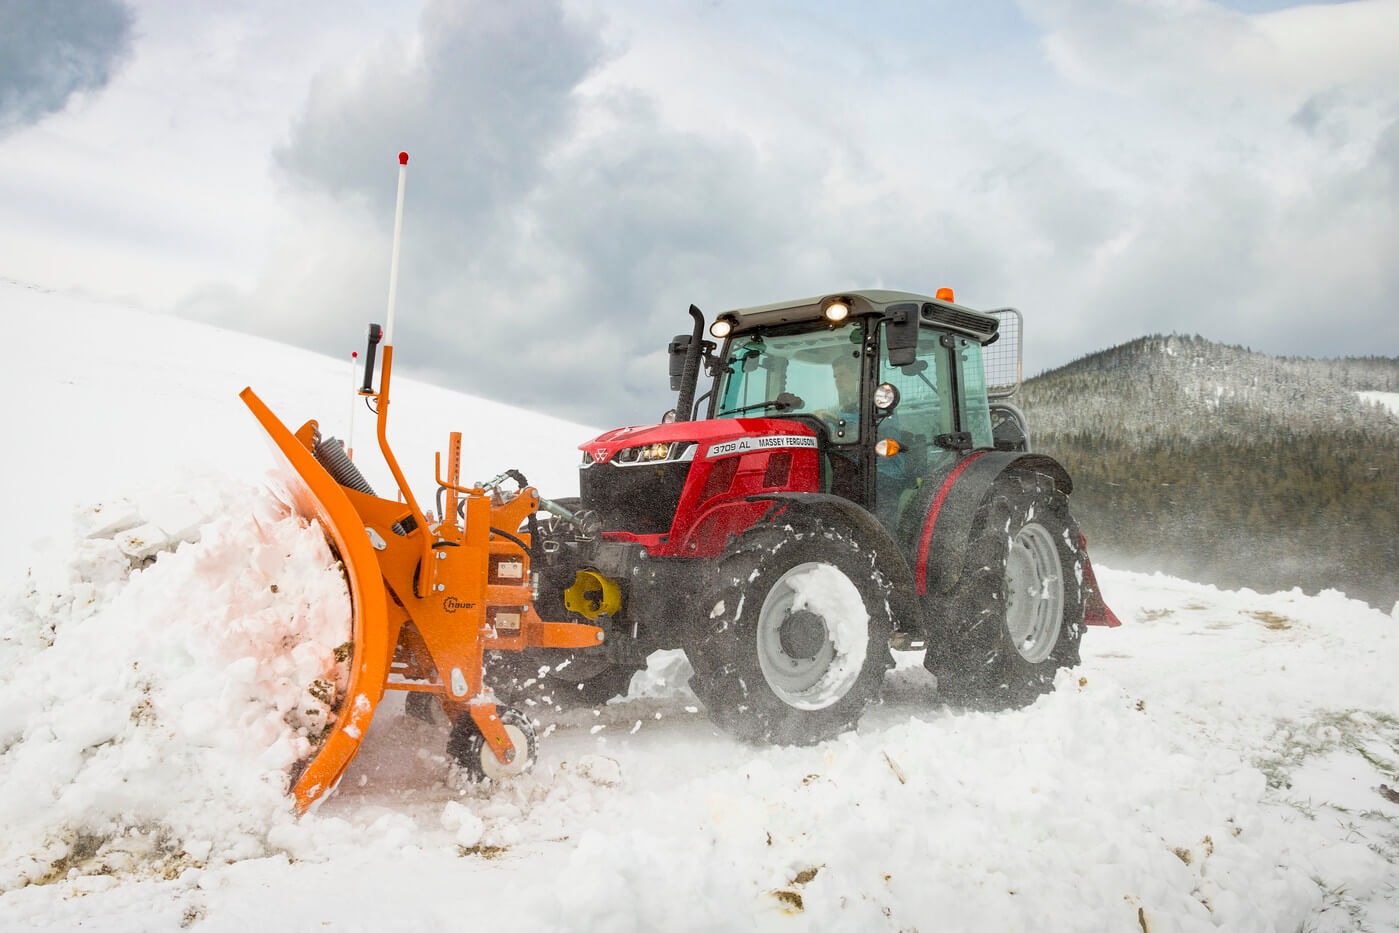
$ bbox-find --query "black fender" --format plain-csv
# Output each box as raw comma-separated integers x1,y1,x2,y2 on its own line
743,492,922,632
904,451,1073,597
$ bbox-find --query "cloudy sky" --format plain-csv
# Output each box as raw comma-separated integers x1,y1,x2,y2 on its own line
2,0,1396,426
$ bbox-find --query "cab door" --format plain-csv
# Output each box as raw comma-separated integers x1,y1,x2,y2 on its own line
873,325,955,529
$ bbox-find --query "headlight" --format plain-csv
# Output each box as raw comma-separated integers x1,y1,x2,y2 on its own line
710,316,735,338
612,441,692,465
873,382,900,411
823,299,850,323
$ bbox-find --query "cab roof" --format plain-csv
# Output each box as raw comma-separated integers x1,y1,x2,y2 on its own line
719,289,1001,345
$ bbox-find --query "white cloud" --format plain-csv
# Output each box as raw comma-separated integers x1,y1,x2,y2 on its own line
1022,0,1399,103
0,0,419,307
0,0,134,133
1,0,1394,426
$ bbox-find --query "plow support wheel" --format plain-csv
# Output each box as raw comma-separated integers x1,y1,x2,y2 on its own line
241,388,394,813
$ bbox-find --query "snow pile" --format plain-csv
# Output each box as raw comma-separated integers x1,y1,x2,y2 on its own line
0,482,351,890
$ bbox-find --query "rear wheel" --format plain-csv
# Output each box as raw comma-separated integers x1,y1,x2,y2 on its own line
924,470,1085,707
685,520,894,745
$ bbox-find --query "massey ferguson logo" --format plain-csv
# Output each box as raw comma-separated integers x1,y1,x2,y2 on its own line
443,597,477,613
707,435,817,457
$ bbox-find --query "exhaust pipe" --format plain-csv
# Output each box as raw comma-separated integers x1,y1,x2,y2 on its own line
674,304,705,422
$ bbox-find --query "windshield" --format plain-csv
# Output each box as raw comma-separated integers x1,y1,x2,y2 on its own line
714,322,865,442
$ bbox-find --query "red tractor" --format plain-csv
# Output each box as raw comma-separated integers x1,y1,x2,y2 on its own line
513,288,1118,743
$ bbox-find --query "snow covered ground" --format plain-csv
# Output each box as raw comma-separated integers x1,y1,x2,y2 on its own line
2,281,1397,931
1359,391,1399,417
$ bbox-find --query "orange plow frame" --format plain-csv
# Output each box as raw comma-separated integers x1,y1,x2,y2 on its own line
241,360,602,812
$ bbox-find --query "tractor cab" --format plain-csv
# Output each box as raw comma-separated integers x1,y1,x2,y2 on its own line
676,290,1019,531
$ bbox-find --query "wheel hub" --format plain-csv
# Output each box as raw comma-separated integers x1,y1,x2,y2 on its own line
1003,521,1065,664
778,609,828,661
481,722,530,780
754,561,868,711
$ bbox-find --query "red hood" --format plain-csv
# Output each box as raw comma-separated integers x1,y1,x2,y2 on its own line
581,418,818,465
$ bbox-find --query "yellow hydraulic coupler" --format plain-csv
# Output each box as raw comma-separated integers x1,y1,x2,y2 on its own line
563,570,622,620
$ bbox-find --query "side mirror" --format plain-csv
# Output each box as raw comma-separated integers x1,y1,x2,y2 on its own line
884,302,919,367
668,334,692,391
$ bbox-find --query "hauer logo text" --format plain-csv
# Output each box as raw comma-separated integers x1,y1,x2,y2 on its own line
443,597,476,613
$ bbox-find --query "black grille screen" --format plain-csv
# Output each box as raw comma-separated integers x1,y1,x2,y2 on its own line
922,305,997,340
580,462,692,535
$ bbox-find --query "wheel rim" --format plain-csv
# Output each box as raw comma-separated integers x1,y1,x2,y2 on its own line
755,561,868,710
480,722,531,780
1003,522,1064,663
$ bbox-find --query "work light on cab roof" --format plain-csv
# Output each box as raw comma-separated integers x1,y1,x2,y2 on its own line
823,299,850,323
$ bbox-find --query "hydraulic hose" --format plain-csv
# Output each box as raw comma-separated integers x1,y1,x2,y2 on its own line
490,527,530,553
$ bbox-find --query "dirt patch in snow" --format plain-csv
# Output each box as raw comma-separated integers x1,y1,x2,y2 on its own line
1247,610,1294,630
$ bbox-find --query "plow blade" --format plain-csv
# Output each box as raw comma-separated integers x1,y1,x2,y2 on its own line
240,388,394,812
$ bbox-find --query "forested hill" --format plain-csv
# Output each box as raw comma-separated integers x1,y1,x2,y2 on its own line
1019,335,1399,608
1023,334,1398,442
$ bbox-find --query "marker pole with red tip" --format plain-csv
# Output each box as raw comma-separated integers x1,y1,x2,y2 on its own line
348,350,359,459
384,152,409,347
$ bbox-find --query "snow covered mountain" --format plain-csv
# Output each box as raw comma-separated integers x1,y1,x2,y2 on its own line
1,282,1397,931
1023,333,1398,442
1021,334,1399,608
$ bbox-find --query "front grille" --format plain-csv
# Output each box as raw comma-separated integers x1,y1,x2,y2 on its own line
580,461,692,535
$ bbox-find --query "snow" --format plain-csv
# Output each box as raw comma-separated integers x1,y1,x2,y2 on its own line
3,281,1398,930
0,483,351,890
1358,390,1399,416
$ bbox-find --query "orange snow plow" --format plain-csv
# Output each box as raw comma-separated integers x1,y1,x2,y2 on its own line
240,338,602,812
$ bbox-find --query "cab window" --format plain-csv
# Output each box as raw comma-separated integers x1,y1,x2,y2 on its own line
714,322,865,442
953,336,994,449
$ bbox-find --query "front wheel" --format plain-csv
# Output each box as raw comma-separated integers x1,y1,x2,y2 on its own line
685,520,894,745
925,469,1085,708
485,649,640,709
446,707,538,782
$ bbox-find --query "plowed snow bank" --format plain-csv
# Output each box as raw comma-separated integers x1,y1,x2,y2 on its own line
0,482,351,890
